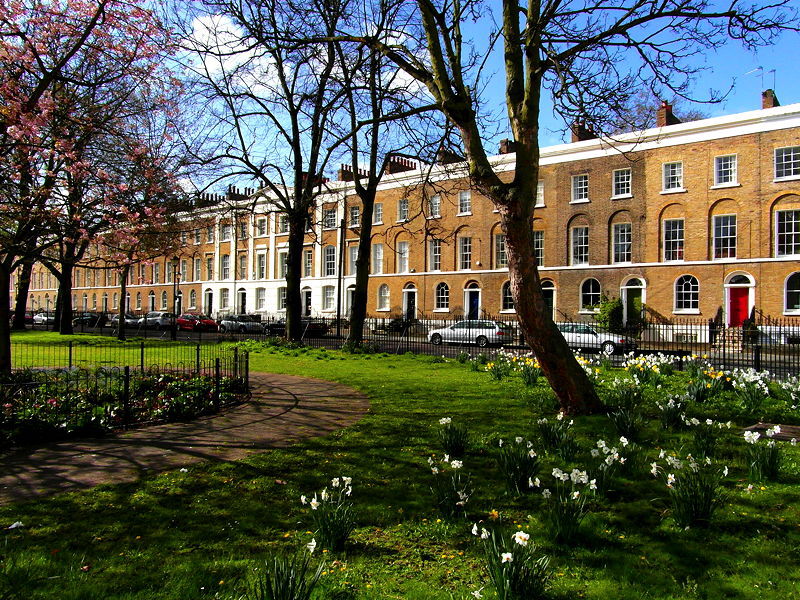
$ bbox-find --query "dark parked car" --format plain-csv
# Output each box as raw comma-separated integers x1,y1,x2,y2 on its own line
263,318,330,337
176,313,219,332
72,312,108,327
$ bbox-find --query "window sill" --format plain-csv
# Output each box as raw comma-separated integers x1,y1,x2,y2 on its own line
673,309,700,315
774,174,800,183
660,188,687,195
534,203,546,209
579,309,599,314
376,307,390,312
456,212,472,217
322,227,337,231
710,182,740,190
570,262,589,267
499,309,516,314
372,221,383,226
426,215,441,220
433,308,450,313
396,219,408,224
610,193,633,200
569,199,590,204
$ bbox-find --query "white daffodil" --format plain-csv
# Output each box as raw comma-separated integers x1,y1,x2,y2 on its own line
666,473,676,488
331,477,340,488
619,436,629,447
342,477,352,486
307,538,317,553
589,479,597,490
542,489,552,499
439,417,452,425
471,523,479,536
310,495,320,510
471,587,484,599
501,552,513,563
723,466,729,476
572,491,580,500
650,462,659,477
7,521,23,530
528,450,537,458
515,436,523,444
512,531,530,546
320,488,329,501
481,528,490,539
300,495,307,505
450,460,463,470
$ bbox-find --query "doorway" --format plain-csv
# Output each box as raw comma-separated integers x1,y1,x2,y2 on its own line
540,280,555,320
620,277,646,327
237,289,246,314
464,282,481,320
302,288,312,316
204,289,213,315
402,286,417,320
724,273,754,327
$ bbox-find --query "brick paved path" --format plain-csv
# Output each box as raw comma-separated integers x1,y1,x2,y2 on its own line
0,373,369,505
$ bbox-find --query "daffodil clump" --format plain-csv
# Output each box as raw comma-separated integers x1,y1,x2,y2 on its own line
437,416,469,458
623,352,676,387
729,367,772,415
682,417,732,458
777,375,800,409
587,437,629,493
537,467,596,542
744,425,784,481
686,366,728,403
428,454,472,517
300,477,355,552
650,451,726,528
495,437,540,495
536,412,577,460
656,395,688,430
470,525,550,600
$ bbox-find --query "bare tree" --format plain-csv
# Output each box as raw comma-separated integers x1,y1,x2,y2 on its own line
339,0,797,413
182,0,352,340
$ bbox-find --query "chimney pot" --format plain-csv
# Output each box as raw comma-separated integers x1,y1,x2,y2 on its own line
656,101,681,127
762,89,780,109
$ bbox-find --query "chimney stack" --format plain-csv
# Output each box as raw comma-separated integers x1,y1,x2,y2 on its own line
762,89,780,109
435,148,464,165
499,139,517,154
656,101,682,127
384,156,417,175
570,121,597,143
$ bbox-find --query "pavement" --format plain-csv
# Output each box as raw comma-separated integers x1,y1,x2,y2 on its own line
0,373,369,505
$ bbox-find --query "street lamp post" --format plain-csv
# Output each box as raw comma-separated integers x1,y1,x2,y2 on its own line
170,256,179,341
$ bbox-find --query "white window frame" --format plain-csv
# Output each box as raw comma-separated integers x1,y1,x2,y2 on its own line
713,154,738,187
434,282,449,311
612,223,632,264
428,194,441,218
256,218,267,236
303,249,313,278
501,281,515,312
220,224,231,241
371,244,384,274
458,236,472,270
256,254,267,279
221,254,230,279
570,226,589,265
784,272,800,314
220,288,229,309
495,233,508,268
430,239,441,271
397,241,409,273
255,288,266,310
323,246,336,276
322,285,335,311
458,191,472,215
277,287,287,311
349,205,360,227
377,284,390,311
776,209,800,257
278,252,288,279
348,245,358,275
663,219,685,262
535,181,545,208
612,168,632,199
322,208,337,230
662,161,685,192
373,203,383,224
674,274,700,314
571,174,589,203
775,146,800,181
397,198,409,222
712,214,737,259
533,230,544,267
580,278,601,312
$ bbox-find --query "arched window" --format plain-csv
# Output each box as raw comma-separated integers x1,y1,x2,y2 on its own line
580,279,600,311
675,275,699,311
113,293,118,309
189,289,197,308
435,282,449,310
148,291,156,311
82,293,88,310
501,281,515,311
136,292,142,309
377,284,390,310
161,291,168,310
92,293,97,309
785,273,800,313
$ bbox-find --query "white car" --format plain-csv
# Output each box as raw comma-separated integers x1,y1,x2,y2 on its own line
429,320,514,347
556,323,636,354
218,315,264,334
137,311,175,330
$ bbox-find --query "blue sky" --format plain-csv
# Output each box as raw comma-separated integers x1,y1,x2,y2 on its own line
463,17,800,148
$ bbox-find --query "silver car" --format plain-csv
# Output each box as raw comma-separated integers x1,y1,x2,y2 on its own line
556,323,636,354
137,311,175,330
218,314,263,334
429,320,514,347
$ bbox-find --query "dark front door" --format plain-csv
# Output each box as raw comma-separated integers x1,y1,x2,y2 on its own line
404,291,416,320
467,291,480,320
303,290,312,316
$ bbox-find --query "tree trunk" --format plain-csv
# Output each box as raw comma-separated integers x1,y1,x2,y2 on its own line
285,211,306,341
0,264,13,374
11,259,34,330
502,196,603,415
346,195,375,347
117,265,130,341
57,263,74,335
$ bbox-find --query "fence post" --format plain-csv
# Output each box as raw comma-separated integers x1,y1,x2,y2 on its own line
140,342,145,373
753,345,762,372
68,340,73,369
214,358,221,409
196,344,201,375
123,366,131,428
233,346,239,381
244,350,250,391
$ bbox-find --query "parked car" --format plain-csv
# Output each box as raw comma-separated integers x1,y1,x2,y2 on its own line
137,311,175,330
32,312,55,326
556,322,636,354
263,318,330,337
72,312,108,327
176,313,219,332
110,312,140,328
429,320,514,347
218,314,263,334
8,310,34,326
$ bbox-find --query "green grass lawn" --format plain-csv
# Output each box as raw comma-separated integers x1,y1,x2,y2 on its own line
1,336,800,599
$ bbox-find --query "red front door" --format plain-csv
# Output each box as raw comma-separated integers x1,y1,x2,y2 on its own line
728,287,749,327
